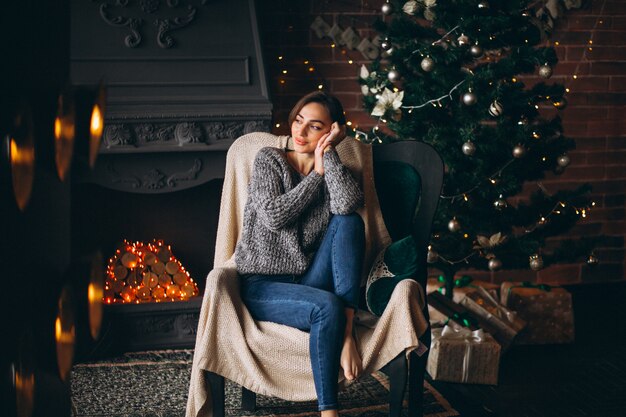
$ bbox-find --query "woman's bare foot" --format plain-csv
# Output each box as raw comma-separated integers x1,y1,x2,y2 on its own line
340,335,362,381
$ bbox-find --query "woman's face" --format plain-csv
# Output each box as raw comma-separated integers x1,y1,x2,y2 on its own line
290,102,332,153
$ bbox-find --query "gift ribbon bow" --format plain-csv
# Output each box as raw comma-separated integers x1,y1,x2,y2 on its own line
436,324,485,383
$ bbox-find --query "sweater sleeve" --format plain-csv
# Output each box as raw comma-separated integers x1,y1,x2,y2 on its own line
323,147,364,214
248,148,324,231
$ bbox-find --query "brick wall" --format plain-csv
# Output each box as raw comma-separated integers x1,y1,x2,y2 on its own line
258,0,625,285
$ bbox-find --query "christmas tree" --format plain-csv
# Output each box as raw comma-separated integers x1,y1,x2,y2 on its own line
358,0,596,295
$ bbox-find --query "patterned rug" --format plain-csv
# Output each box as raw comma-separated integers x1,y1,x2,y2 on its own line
70,350,459,417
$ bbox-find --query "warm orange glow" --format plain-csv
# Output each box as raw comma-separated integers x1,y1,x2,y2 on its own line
10,138,35,165
54,117,62,139
14,366,35,417
90,104,103,140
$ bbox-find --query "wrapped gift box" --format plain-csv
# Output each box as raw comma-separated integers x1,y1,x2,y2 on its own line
427,324,501,385
426,276,500,325
427,290,515,350
500,281,575,344
460,286,527,346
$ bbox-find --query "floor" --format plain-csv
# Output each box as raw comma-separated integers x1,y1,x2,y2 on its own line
429,280,626,417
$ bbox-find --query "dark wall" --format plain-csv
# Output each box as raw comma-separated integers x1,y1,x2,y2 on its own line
1,1,73,416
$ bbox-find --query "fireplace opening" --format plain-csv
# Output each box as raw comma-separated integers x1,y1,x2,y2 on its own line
71,179,222,355
72,180,222,294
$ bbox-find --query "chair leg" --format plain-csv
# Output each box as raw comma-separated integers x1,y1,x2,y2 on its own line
241,387,257,411
381,352,408,417
408,350,428,417
204,372,225,417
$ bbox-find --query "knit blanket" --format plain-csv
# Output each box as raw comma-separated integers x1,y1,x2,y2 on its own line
186,132,429,417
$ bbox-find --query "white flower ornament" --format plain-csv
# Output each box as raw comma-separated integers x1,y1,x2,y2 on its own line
371,88,404,117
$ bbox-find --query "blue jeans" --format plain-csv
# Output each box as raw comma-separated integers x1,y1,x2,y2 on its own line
240,214,365,411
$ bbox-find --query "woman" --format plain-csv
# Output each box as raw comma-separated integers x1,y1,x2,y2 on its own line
235,91,365,416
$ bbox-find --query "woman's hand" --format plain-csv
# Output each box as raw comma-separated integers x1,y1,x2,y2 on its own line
314,122,346,175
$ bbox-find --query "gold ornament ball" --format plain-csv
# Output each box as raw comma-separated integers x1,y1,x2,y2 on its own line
529,254,544,271
478,1,490,9
462,140,476,156
457,34,470,46
586,254,599,266
427,249,439,263
538,64,553,79
448,218,461,232
420,56,435,72
381,2,393,15
512,144,527,158
388,69,401,82
488,257,502,271
462,91,477,105
557,154,571,167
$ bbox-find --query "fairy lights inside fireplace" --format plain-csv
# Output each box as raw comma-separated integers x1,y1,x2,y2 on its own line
104,240,199,304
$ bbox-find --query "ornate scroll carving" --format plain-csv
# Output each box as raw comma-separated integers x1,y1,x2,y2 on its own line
174,122,202,146
142,169,168,189
167,159,202,187
102,120,269,150
104,159,204,191
106,163,141,189
99,1,143,48
155,5,196,48
103,124,134,148
94,0,209,48
135,123,176,145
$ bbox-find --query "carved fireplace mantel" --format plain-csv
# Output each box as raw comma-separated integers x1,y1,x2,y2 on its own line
71,0,271,192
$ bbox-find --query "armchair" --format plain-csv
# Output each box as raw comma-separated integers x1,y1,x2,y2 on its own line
186,133,443,417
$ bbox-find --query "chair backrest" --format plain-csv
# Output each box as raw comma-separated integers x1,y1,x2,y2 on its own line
372,141,444,285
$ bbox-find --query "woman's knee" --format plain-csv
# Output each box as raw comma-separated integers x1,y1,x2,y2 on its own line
312,293,346,328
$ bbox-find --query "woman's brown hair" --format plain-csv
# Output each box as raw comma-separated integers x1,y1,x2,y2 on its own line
287,91,346,127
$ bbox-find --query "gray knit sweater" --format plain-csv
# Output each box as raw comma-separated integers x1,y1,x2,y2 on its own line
235,146,364,276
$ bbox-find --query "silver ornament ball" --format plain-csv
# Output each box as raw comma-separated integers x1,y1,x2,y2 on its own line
462,91,477,106
420,56,435,72
381,2,393,15
381,39,392,51
488,257,502,271
539,64,553,79
512,145,527,158
557,154,571,167
470,44,483,57
388,69,401,82
529,254,544,271
462,140,476,156
448,218,461,232
427,249,439,264
488,100,503,117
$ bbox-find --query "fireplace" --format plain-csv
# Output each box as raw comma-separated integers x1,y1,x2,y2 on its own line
70,0,271,356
